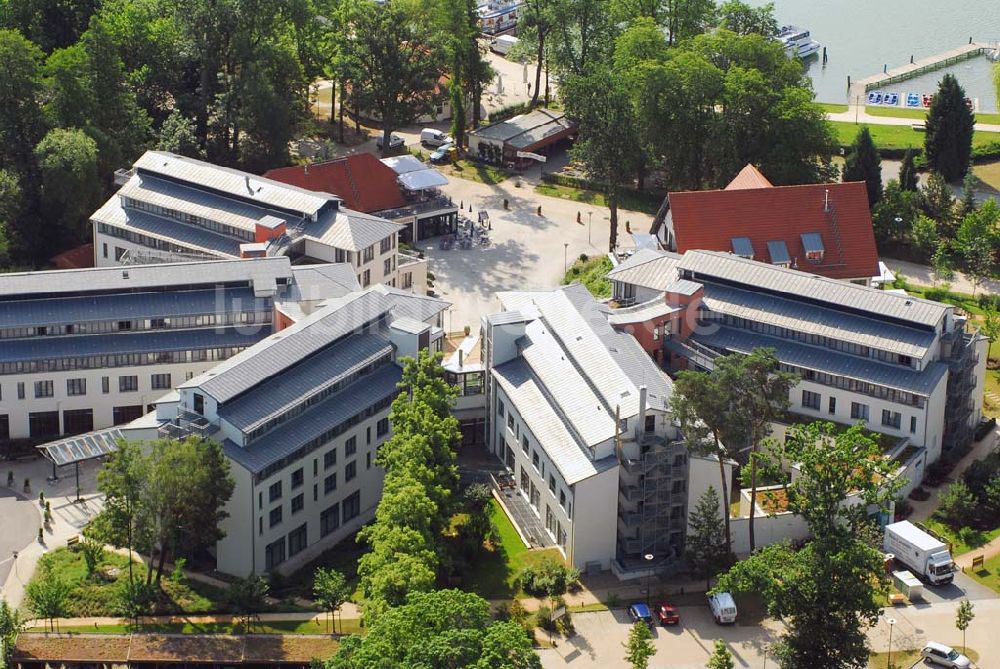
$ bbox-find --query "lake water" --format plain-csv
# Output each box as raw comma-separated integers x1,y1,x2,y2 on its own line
747,0,1000,111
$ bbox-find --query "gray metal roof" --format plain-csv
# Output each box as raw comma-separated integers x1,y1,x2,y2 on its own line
701,283,936,359
605,299,678,326
694,326,948,397
223,363,402,474
493,358,612,485
678,250,950,329
606,249,682,292
665,279,702,296
186,290,396,403
471,109,570,145
389,317,430,334
37,427,124,467
380,155,427,175
0,288,270,329
0,251,291,299
218,334,393,431
133,151,337,216
304,208,400,252
288,264,360,302
371,284,450,323
0,327,263,365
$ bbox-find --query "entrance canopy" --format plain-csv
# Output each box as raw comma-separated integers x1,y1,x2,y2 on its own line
37,427,124,467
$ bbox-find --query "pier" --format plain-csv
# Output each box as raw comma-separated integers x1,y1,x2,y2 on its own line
848,41,996,105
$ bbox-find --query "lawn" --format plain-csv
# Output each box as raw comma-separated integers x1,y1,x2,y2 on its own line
973,161,1000,191
437,159,512,185
28,618,362,636
863,106,1000,125
816,102,849,113
281,530,367,602
562,255,613,299
967,552,1000,594
921,518,1000,555
869,647,979,668
535,183,662,216
461,499,565,599
29,548,231,617
829,121,1000,150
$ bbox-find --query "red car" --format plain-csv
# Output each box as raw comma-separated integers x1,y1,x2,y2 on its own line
656,602,680,625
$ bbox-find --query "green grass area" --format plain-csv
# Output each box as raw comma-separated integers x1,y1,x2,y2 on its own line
816,102,849,113
30,548,233,618
562,255,613,299
897,282,986,317
967,552,1000,594
922,518,1000,555
461,499,565,599
863,106,1000,125
829,121,1000,150
281,531,366,603
535,183,661,216
973,161,1000,191
28,618,362,636
437,159,512,185
869,647,979,668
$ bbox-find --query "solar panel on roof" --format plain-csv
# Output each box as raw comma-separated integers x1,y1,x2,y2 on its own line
766,240,791,266
731,237,754,258
801,232,824,254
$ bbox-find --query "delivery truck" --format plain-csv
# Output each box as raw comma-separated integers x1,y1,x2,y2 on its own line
884,521,955,585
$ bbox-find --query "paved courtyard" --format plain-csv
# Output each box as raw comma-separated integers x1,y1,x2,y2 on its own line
0,489,40,589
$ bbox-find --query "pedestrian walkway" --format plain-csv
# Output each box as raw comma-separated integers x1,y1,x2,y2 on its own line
908,429,999,524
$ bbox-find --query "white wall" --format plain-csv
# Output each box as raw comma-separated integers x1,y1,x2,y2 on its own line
569,466,619,571
729,513,810,556
686,453,735,534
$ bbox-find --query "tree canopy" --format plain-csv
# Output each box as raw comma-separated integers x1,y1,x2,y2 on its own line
842,126,882,207
925,74,975,182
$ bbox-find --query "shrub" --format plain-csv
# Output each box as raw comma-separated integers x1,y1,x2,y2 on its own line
936,480,977,529
958,526,986,548
517,560,580,598
489,102,531,123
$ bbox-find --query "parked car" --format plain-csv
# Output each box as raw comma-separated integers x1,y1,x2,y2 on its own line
626,603,654,628
920,642,971,668
656,602,680,626
420,128,452,147
429,142,454,164
707,592,737,624
376,133,405,150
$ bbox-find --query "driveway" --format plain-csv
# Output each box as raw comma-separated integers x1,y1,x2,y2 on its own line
0,488,41,592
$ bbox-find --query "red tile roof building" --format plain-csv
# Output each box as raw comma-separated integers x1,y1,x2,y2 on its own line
264,154,406,213
663,165,879,283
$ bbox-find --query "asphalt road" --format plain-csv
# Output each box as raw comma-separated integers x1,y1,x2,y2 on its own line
0,488,40,591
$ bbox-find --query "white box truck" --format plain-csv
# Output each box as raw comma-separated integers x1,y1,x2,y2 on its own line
491,35,518,56
884,521,955,585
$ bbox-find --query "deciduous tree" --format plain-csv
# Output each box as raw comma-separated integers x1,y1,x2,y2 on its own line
717,0,776,37
956,599,975,654
623,620,655,669
706,639,735,669
955,199,1000,296
925,74,975,181
34,127,101,249
313,568,351,634
227,575,269,633
25,565,71,632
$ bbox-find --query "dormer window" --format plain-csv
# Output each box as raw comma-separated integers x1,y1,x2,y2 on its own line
731,237,754,259
800,232,825,262
766,240,791,267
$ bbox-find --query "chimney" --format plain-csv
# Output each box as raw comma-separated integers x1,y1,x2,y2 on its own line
636,385,648,440
824,189,830,212
304,162,309,176
458,348,464,369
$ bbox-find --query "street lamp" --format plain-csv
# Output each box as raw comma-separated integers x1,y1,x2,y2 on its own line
563,243,569,274
587,211,593,245
886,617,897,669
643,553,654,606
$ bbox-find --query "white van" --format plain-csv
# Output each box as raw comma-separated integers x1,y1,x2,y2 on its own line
491,35,519,56
708,592,737,624
420,128,452,147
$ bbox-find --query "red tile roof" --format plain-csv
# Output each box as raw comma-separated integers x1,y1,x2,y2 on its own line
724,164,773,191
49,243,94,270
264,154,406,213
669,176,878,281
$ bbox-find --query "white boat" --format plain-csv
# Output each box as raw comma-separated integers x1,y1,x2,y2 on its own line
778,25,822,59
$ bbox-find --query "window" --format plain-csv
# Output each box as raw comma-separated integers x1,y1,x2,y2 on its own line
498,401,505,417
521,435,529,454
149,318,166,329
291,468,304,489
380,236,393,254
559,489,566,509
324,448,337,469
520,466,529,493
269,505,283,528
324,473,337,494
112,405,143,424
361,269,371,287
345,460,357,482
102,377,109,394
910,416,917,434
34,381,54,398
363,245,374,263
366,452,371,470
313,483,318,501
850,402,869,421
881,409,901,429
342,491,361,523
377,417,389,437
507,412,514,430
269,481,283,502
119,375,138,392
801,390,821,410
313,458,318,477
645,414,655,433
102,242,108,258
402,272,412,290
150,373,171,390
548,474,556,493
731,236,754,258
530,482,540,510
193,393,204,414
345,436,357,457
532,450,539,471
114,247,125,261
265,538,285,570
66,378,87,396
291,493,304,514
384,258,392,275
828,396,837,415
17,382,24,400
118,320,132,331
366,426,371,444
288,524,307,556
321,503,341,536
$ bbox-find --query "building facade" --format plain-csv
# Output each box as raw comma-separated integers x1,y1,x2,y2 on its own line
0,258,358,446
121,287,448,576
92,151,426,293
482,285,689,577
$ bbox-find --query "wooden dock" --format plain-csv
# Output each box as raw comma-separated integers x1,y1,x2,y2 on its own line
849,42,993,103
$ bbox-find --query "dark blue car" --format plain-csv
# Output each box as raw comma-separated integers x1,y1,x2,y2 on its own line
627,603,654,627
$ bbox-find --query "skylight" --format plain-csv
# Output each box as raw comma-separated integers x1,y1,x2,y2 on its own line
731,237,754,259
766,240,791,266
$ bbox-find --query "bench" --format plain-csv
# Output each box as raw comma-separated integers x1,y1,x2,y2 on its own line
888,593,907,606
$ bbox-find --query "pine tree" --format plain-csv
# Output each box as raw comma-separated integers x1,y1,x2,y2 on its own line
959,171,978,218
899,149,918,192
925,74,975,181
843,126,882,207
707,639,735,669
687,486,730,589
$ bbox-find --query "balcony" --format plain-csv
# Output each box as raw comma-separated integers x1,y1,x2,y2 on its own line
618,511,643,528
377,194,457,220
398,249,425,267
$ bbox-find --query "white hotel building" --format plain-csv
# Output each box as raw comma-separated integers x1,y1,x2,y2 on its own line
92,151,427,293
0,257,358,447
120,287,448,575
